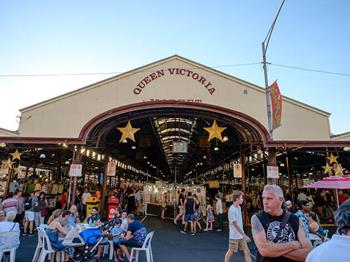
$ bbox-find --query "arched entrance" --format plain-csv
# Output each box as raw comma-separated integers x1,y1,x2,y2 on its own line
74,101,269,183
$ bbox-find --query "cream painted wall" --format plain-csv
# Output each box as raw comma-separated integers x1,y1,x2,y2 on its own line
331,133,350,141
17,56,331,141
0,128,17,136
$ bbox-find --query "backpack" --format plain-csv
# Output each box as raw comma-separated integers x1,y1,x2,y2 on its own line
24,197,32,211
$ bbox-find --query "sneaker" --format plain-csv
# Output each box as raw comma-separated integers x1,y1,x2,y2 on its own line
22,233,27,236
203,229,209,232
191,233,195,236
29,233,34,237
216,229,222,232
180,230,187,234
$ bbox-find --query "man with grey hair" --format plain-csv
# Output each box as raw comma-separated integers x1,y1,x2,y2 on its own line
251,184,312,261
306,199,350,261
0,210,20,232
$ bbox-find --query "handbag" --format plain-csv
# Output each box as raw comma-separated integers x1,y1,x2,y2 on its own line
41,208,49,217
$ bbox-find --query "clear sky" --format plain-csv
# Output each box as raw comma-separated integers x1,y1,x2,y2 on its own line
1,0,349,134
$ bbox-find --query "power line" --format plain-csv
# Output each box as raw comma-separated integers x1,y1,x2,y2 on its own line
0,62,261,78
269,63,350,77
0,61,349,78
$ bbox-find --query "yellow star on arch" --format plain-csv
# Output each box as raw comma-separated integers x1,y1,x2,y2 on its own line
204,120,227,142
10,149,22,160
322,163,333,176
4,158,14,169
334,164,345,177
117,121,140,143
327,153,338,165
13,166,23,175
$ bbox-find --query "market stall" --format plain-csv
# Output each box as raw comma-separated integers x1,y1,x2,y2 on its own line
143,182,206,219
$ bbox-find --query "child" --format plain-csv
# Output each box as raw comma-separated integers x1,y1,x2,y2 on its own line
161,194,167,220
111,218,125,262
203,203,214,231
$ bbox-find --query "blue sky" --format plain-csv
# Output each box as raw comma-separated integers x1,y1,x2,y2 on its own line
0,0,349,134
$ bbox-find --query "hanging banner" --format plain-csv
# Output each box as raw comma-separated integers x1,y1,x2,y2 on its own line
107,161,116,177
233,164,242,178
267,165,279,179
269,81,282,129
69,164,82,177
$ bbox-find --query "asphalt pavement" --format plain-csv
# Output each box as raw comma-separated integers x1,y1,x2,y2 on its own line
16,216,256,262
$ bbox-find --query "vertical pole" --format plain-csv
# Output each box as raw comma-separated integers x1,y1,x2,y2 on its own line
286,152,294,206
240,147,247,225
70,146,82,207
100,160,108,216
262,42,273,139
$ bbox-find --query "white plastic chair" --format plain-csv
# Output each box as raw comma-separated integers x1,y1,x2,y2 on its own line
130,231,155,262
37,228,64,262
0,230,20,262
32,224,48,262
102,240,114,260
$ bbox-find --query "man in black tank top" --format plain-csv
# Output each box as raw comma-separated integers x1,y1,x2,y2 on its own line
181,192,195,235
251,185,312,262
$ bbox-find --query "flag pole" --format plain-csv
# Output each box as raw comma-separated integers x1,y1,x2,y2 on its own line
262,0,286,139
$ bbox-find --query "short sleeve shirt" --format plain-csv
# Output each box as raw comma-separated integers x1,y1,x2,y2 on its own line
228,205,243,239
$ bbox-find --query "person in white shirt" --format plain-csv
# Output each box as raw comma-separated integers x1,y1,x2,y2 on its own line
81,188,91,216
215,195,223,231
225,190,251,262
306,199,350,262
0,211,20,232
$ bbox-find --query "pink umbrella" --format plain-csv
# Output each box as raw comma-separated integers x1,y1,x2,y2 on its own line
303,176,350,207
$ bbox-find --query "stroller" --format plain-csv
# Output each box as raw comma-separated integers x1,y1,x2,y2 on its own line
72,217,118,262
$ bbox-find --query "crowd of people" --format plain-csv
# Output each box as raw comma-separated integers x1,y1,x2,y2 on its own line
1,181,350,261
0,186,148,262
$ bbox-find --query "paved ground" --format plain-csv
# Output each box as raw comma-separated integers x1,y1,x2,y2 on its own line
15,216,256,262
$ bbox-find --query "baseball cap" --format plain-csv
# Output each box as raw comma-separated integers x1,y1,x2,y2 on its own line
285,200,292,206
298,200,310,206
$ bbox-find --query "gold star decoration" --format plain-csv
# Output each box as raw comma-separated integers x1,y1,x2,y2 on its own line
117,121,140,143
327,153,338,165
204,120,227,142
13,166,22,175
4,158,14,169
10,149,22,161
334,164,345,176
322,163,333,176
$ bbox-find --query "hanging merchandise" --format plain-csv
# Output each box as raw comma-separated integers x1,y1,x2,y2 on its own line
204,120,226,142
117,120,140,142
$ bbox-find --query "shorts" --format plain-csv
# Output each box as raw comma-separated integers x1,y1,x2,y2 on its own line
229,239,249,253
25,211,35,221
119,239,142,248
184,214,194,222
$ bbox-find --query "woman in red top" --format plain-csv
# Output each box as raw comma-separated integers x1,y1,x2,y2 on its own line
60,190,68,209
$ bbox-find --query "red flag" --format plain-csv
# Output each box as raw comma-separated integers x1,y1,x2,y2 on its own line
269,81,282,129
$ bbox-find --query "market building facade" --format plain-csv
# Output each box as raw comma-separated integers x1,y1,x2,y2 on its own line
0,55,349,214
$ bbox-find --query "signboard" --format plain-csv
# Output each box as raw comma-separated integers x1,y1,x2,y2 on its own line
233,164,242,178
69,164,82,177
172,141,188,153
267,166,279,179
208,180,220,188
107,161,116,177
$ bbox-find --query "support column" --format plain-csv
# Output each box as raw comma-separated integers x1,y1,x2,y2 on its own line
70,147,82,207
267,147,278,184
286,152,294,205
240,149,246,193
100,160,108,217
